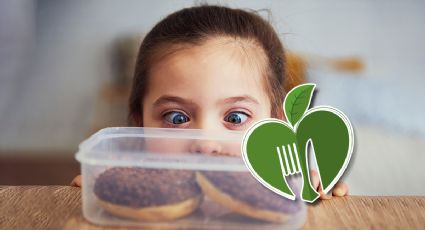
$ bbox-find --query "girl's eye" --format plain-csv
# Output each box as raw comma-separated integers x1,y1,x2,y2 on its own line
164,111,190,124
225,112,248,124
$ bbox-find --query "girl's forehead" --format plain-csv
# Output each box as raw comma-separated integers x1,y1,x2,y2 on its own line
193,37,267,70
152,37,268,75
145,37,271,107
151,38,268,85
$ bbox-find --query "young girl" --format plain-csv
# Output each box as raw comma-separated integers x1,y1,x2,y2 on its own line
72,5,348,199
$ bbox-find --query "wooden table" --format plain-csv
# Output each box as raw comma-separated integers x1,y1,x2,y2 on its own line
1,186,424,229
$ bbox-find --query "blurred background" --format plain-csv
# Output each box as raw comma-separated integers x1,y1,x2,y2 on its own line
1,0,424,195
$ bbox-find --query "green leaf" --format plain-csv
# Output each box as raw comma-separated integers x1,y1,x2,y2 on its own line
284,83,316,127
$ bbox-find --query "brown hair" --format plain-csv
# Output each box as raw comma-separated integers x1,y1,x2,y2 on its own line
129,5,288,126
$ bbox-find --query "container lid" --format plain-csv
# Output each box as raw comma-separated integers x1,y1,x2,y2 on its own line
75,127,248,171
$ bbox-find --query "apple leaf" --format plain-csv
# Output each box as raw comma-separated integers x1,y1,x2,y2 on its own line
284,83,316,127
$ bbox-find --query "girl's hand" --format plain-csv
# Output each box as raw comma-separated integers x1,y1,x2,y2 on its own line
71,175,82,187
310,170,348,199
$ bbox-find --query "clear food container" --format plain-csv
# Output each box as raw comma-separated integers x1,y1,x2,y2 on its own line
75,127,306,229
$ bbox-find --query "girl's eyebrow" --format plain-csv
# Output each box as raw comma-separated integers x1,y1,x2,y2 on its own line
218,95,260,106
152,95,259,108
152,95,198,110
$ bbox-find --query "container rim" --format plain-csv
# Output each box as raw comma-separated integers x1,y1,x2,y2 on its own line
75,151,249,171
75,127,247,170
78,127,244,150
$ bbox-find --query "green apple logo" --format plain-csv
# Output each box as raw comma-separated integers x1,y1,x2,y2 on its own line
242,83,354,203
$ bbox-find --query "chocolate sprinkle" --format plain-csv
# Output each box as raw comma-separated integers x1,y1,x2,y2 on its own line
201,171,301,213
94,167,201,208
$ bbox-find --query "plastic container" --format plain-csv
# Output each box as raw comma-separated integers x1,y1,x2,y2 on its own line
76,127,306,229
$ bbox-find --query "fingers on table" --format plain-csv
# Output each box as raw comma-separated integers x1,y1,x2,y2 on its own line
310,170,347,199
70,175,82,187
332,182,349,197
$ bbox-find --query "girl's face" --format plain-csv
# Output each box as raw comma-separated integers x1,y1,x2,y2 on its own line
142,37,272,132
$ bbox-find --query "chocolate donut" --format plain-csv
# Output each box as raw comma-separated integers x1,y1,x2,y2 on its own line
196,171,301,223
94,167,202,221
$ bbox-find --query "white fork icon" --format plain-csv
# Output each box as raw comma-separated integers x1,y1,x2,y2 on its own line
276,143,302,176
